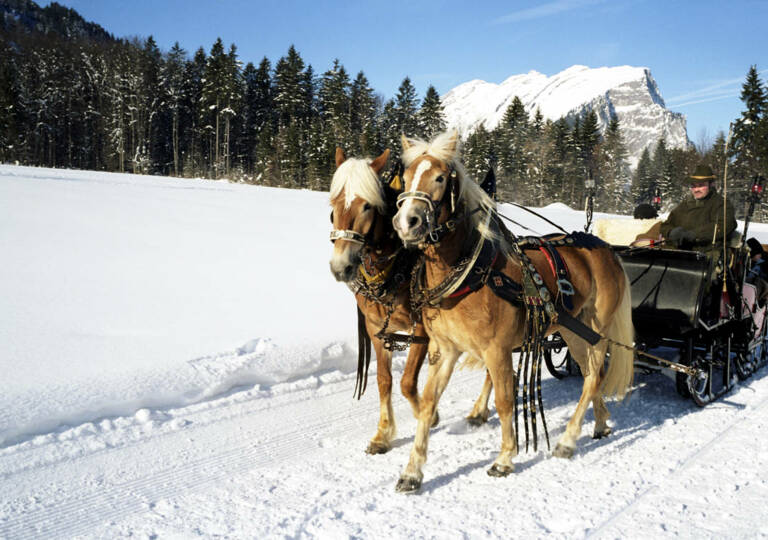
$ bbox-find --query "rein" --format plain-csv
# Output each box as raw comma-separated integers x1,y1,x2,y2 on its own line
504,202,568,234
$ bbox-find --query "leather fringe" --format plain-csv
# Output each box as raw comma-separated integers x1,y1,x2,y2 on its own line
354,306,372,400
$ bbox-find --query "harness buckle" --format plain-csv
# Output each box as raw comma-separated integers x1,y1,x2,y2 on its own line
557,279,575,296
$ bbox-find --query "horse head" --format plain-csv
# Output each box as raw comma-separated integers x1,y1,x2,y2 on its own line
329,147,394,282
393,130,494,248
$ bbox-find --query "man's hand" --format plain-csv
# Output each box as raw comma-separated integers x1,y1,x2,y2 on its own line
668,226,696,249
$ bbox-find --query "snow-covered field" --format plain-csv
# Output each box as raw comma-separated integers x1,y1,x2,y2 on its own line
2,164,768,538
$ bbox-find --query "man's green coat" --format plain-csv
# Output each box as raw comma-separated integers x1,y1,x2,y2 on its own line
660,190,737,247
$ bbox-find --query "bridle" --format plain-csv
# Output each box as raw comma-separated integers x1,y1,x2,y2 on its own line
396,164,470,244
329,228,366,246
329,204,383,247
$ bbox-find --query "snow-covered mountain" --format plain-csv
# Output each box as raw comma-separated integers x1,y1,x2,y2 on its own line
442,65,688,168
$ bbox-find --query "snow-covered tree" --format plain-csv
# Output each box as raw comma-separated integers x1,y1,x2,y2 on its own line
418,85,446,140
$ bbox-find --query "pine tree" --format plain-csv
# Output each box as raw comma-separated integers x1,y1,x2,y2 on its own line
598,115,630,212
318,59,351,149
161,42,187,176
732,65,768,180
497,96,527,180
462,124,495,188
181,47,206,176
273,45,306,127
247,57,274,181
394,77,419,140
631,147,655,206
652,136,674,204
578,109,601,176
418,85,446,139
349,71,378,156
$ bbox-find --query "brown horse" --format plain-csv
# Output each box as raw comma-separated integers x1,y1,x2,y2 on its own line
391,131,634,492
329,148,434,454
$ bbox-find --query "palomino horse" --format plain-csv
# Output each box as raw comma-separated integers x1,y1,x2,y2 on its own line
329,148,432,454
391,131,634,492
330,148,495,453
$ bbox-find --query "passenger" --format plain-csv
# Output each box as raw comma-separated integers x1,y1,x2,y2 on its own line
660,163,737,251
746,237,768,284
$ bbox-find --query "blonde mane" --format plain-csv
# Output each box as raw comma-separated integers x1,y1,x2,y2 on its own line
329,158,386,211
402,131,499,241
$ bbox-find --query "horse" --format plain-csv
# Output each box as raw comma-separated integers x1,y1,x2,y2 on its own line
329,148,440,454
390,130,634,492
330,148,496,454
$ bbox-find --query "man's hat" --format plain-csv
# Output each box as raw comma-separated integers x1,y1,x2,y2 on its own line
687,163,716,183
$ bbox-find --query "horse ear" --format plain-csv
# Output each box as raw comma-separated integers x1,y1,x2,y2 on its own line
444,129,459,155
370,148,390,175
335,147,346,168
480,167,497,200
401,134,412,153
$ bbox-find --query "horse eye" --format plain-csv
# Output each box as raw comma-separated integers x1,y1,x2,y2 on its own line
363,202,372,211
330,210,334,223
435,175,445,183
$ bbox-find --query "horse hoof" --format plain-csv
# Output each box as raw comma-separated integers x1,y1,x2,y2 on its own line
395,476,421,493
553,444,574,459
487,463,514,477
592,427,612,440
431,411,440,428
466,414,488,427
365,442,390,455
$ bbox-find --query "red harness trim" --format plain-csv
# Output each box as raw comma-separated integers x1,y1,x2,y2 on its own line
539,246,570,286
539,246,558,280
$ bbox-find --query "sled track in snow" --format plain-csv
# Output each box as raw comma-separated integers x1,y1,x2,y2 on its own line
587,389,768,538
0,370,484,538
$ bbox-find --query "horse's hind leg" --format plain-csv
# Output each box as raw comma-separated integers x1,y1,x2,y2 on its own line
466,370,492,426
591,365,611,439
366,337,396,454
554,335,608,458
400,324,439,427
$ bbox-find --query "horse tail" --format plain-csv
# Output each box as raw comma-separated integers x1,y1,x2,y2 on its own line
600,269,634,400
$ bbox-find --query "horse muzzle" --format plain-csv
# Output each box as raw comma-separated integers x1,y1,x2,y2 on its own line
393,206,429,247
329,250,361,283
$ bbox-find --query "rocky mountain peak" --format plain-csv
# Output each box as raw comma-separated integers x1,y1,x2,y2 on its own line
441,65,688,168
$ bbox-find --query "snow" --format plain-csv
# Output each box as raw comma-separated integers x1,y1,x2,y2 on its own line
2,164,768,538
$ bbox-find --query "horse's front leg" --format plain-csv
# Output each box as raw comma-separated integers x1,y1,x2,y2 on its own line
396,341,460,493
365,336,396,455
400,324,439,427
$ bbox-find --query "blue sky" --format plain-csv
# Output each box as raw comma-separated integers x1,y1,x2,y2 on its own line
54,0,767,146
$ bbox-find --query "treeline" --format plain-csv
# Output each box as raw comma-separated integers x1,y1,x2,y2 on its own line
1,2,766,217
0,17,447,190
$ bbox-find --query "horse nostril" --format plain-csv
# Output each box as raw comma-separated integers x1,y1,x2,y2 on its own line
408,216,421,229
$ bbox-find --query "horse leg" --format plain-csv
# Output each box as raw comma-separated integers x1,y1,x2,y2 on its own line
400,324,439,427
554,338,608,458
591,365,611,439
485,351,518,476
466,370,492,426
366,337,396,455
592,393,612,439
396,343,460,493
